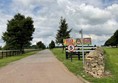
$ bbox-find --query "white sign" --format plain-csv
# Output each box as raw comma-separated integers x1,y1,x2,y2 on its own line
68,45,75,52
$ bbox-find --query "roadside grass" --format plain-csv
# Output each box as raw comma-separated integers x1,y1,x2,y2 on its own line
51,48,118,83
104,47,118,83
0,51,39,68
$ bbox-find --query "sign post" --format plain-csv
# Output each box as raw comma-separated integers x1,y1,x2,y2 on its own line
68,44,75,61
80,29,85,65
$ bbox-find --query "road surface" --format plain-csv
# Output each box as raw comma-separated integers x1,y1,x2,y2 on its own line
0,49,84,83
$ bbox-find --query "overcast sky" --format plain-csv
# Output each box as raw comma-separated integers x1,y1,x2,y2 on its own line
0,0,118,47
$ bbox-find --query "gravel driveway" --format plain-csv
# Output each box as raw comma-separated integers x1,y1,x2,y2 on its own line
0,49,83,83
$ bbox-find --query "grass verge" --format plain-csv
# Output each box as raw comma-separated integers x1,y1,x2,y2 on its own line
51,48,118,83
0,51,39,68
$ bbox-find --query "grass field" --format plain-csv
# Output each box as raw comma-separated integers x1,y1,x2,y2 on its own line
51,48,118,83
0,51,38,68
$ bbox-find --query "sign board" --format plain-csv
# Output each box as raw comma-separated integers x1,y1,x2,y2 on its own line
83,38,91,45
76,38,91,45
63,38,91,46
63,38,76,46
76,38,82,45
68,45,75,52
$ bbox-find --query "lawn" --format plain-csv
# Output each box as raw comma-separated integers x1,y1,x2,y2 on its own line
0,51,38,68
51,48,118,83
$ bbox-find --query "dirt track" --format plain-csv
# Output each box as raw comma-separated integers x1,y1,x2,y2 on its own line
0,49,83,83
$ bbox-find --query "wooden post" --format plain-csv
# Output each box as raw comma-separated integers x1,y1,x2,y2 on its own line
10,50,12,56
78,52,80,60
66,52,68,59
70,52,73,62
12,51,13,56
2,51,3,58
6,51,7,57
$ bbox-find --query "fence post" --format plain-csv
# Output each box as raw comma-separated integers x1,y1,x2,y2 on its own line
6,52,7,57
66,52,68,59
9,51,11,56
12,51,14,56
1,51,3,58
70,52,73,62
78,52,80,60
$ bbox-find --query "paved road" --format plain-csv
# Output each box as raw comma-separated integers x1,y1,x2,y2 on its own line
0,49,83,83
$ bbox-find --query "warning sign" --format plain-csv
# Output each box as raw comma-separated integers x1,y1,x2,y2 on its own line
68,45,75,52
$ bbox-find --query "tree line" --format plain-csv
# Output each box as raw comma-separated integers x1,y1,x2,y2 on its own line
104,30,118,47
1,13,71,51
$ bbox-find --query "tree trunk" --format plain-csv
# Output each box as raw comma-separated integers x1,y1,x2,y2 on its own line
62,43,65,53
20,45,24,54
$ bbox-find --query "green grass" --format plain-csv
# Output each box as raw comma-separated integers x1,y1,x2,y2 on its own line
0,51,38,68
51,48,118,83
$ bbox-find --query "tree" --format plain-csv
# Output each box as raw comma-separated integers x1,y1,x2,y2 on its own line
113,29,118,47
104,36,115,46
104,29,118,47
0,46,2,50
37,41,46,49
49,40,55,49
56,17,71,50
30,45,38,49
2,13,35,53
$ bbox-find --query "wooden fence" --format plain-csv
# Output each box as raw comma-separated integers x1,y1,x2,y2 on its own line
65,46,97,61
0,49,38,59
0,50,21,59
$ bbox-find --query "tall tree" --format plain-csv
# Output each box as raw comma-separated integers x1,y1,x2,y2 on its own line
104,29,118,47
37,41,46,49
2,13,35,53
0,46,2,50
56,17,71,50
30,45,38,49
49,40,55,49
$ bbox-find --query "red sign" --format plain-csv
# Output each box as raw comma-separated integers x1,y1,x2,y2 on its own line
68,45,75,52
63,38,76,46
63,38,92,46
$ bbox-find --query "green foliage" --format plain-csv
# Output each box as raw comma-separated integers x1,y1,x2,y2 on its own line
56,17,72,46
37,41,46,49
51,48,118,83
104,47,118,82
0,46,2,50
105,30,118,47
2,13,35,51
24,44,38,49
49,40,55,49
30,45,38,49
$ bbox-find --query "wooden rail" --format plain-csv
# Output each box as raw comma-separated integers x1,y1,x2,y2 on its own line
0,49,38,59
0,50,21,58
65,46,97,61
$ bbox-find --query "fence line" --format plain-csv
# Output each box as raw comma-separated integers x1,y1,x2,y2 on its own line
0,49,38,59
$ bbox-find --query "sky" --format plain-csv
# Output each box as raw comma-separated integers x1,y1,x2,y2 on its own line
0,0,118,47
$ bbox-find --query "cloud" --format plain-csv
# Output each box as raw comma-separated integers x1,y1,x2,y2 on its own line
107,4,118,20
62,3,117,44
0,38,4,46
0,13,12,38
0,0,118,46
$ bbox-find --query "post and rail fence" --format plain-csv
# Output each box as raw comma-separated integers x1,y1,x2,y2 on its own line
0,50,21,59
65,45,97,61
0,49,38,59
